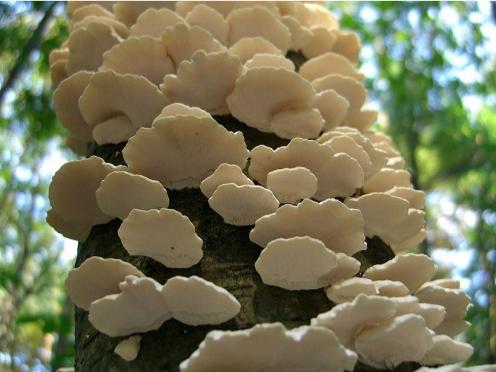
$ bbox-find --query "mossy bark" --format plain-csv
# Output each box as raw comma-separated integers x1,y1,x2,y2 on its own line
74,54,419,372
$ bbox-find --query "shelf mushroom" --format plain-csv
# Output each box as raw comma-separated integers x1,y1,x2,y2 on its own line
200,163,254,198
266,167,318,204
114,336,141,362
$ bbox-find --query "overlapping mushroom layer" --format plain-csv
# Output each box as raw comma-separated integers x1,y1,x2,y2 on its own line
46,1,478,371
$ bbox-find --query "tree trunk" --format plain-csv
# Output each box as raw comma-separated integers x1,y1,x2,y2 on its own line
73,58,419,372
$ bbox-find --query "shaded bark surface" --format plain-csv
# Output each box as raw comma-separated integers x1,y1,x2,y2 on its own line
74,53,419,371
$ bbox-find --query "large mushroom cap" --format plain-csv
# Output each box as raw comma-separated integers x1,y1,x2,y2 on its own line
123,114,249,189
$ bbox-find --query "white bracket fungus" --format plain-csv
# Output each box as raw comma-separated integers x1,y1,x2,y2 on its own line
95,171,169,220
208,183,279,226
161,50,242,114
243,53,295,71
386,186,425,209
65,256,144,311
354,314,434,369
345,193,426,252
114,335,141,362
228,37,282,63
70,4,115,25
390,296,446,330
331,30,361,64
326,253,361,285
301,26,336,59
325,278,378,304
185,5,229,46
89,275,171,337
71,15,129,39
113,2,176,27
154,102,212,122
363,168,412,193
129,8,185,38
47,156,124,241
311,294,398,348
249,138,364,199
325,135,373,177
100,36,174,86
179,323,357,372
200,163,254,198
415,282,471,337
122,114,249,189
422,335,474,366
66,22,122,75
342,109,379,131
161,24,225,68
269,107,325,140
250,198,366,256
118,208,203,269
372,280,410,297
363,253,436,293
53,71,94,142
226,6,291,53
300,52,365,82
266,166,318,204
313,89,350,130
226,67,315,133
162,276,240,326
79,71,168,144
255,237,338,290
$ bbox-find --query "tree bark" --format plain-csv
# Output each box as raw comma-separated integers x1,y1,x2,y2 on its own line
73,57,419,372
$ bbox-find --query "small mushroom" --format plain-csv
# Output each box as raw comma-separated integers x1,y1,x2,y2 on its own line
89,275,171,337
200,163,254,198
53,71,94,142
118,208,203,269
95,171,169,220
269,107,325,139
114,335,141,362
71,15,129,39
50,60,68,87
331,30,361,64
123,114,249,189
363,253,436,293
363,168,412,193
70,4,115,25
129,8,185,38
161,50,242,114
372,280,410,297
226,67,315,132
161,24,225,68
244,53,295,71
79,71,168,144
301,27,336,59
154,102,212,122
228,36,282,63
179,323,357,372
100,36,174,86
354,314,434,369
342,109,378,131
419,278,460,290
433,319,470,338
113,1,175,27
300,52,364,82
326,253,361,284
250,198,366,256
185,4,229,45
390,296,446,330
345,193,425,252
208,183,279,226
325,134,373,176
281,15,312,51
249,138,364,199
162,276,240,325
313,89,350,130
226,6,291,52
311,294,398,348
66,22,122,75
266,167,318,204
422,335,473,366
47,156,123,240
65,256,144,311
326,278,378,304
255,237,338,290
385,186,425,209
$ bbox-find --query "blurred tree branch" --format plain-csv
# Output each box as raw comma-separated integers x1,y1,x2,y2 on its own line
0,1,57,104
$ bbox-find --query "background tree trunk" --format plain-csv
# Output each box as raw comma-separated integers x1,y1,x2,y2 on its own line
74,58,419,372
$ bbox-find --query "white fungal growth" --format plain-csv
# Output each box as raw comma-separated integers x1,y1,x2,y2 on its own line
266,167,318,204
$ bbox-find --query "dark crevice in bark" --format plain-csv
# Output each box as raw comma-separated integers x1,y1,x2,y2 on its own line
76,120,417,371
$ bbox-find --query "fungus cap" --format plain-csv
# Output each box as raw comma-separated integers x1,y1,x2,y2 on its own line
123,114,249,189
129,8,185,38
266,167,318,204
95,171,169,220
200,163,254,198
228,37,282,63
162,276,240,326
313,89,350,130
118,208,203,269
255,237,338,290
422,335,473,366
65,256,144,311
244,53,295,71
208,183,279,226
88,275,171,337
114,335,141,362
300,52,364,82
269,107,325,140
185,4,229,45
250,198,366,256
325,278,378,304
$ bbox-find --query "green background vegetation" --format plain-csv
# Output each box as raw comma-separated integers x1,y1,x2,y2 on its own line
0,2,494,370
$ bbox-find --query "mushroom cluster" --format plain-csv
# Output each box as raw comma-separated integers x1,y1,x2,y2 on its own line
47,1,481,370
